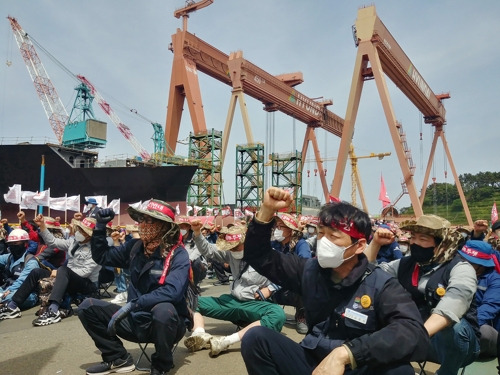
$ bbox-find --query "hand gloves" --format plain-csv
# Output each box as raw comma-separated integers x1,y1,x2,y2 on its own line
95,208,115,231
107,301,134,337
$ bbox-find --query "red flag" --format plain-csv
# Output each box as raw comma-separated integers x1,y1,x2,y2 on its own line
492,202,498,224
378,175,391,208
329,195,340,203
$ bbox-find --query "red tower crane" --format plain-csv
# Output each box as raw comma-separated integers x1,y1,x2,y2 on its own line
7,16,68,143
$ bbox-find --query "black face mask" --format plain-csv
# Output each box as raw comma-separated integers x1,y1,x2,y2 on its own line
410,243,435,264
9,244,26,259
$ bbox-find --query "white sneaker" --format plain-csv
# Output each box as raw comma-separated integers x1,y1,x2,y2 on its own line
110,292,128,304
209,336,231,357
184,332,213,352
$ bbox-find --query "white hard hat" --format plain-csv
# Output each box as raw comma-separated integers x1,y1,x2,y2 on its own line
7,228,30,242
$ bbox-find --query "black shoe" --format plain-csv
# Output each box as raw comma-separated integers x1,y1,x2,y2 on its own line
86,353,135,374
150,368,166,375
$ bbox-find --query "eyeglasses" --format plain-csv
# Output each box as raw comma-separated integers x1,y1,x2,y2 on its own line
136,215,155,224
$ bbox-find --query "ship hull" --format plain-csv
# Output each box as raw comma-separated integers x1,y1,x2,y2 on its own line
0,144,196,206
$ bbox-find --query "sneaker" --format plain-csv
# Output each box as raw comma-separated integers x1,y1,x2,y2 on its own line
0,305,21,320
184,332,213,352
110,292,128,304
296,318,308,334
32,309,61,326
213,280,230,286
86,353,135,375
209,336,230,357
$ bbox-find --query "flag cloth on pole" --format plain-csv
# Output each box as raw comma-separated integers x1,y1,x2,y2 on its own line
33,189,50,207
378,175,391,208
49,196,67,211
234,208,244,219
492,202,498,224
194,206,202,216
175,204,180,216
66,195,80,212
3,184,22,204
20,191,38,210
107,199,121,215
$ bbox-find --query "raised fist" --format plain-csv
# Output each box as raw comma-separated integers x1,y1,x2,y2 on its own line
95,208,115,224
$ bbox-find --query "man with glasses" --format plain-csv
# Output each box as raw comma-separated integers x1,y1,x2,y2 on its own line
78,199,192,375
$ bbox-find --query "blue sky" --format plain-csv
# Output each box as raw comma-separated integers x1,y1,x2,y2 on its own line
1,0,498,216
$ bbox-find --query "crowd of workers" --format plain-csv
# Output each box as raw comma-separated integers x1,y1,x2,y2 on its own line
1,191,500,374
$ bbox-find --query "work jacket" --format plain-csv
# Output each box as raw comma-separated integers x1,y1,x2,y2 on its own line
244,217,430,370
91,229,191,327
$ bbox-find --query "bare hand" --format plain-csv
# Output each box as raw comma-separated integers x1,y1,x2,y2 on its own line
1,218,7,225
34,214,45,230
74,212,83,221
258,187,294,221
17,211,26,222
190,219,203,236
372,228,395,246
254,287,271,300
51,270,57,278
474,220,489,234
312,346,349,375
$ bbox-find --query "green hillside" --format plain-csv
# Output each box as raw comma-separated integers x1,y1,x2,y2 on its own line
399,171,500,225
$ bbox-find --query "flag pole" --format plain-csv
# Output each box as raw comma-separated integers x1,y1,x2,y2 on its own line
38,155,45,215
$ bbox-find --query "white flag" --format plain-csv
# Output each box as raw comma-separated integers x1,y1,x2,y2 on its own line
33,189,50,207
107,199,121,215
3,184,22,204
66,195,80,212
175,204,180,215
49,196,67,211
206,207,214,216
20,191,38,210
244,209,254,218
186,205,193,215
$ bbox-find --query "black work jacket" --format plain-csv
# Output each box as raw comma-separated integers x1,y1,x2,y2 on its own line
244,217,430,369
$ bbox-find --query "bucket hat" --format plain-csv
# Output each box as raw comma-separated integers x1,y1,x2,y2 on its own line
73,217,96,236
459,240,498,269
277,213,300,231
216,225,246,251
44,217,62,231
127,199,175,223
400,214,450,239
85,197,98,205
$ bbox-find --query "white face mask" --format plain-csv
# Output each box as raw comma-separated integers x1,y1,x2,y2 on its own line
399,244,408,253
272,228,285,242
74,231,86,243
231,250,244,259
307,227,316,234
180,229,188,237
316,236,357,269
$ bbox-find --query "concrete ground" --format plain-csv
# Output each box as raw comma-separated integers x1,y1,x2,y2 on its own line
0,278,497,375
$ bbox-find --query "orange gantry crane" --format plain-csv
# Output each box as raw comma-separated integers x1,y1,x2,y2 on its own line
165,1,344,203
330,5,472,225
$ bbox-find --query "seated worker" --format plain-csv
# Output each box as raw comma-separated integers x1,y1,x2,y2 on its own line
271,213,311,334
458,240,500,358
0,229,40,315
367,215,480,375
78,200,192,375
184,221,286,358
2,216,101,325
177,216,207,290
241,187,430,375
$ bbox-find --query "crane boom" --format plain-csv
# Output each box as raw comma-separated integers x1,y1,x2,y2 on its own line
77,75,151,161
8,16,69,143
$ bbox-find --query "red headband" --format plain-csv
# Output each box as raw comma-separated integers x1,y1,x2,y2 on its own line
280,214,299,230
147,201,175,220
461,245,500,273
45,220,60,227
331,219,366,239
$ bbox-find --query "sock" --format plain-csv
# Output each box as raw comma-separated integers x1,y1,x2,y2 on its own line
48,302,59,313
225,332,240,345
193,327,205,334
7,301,17,310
